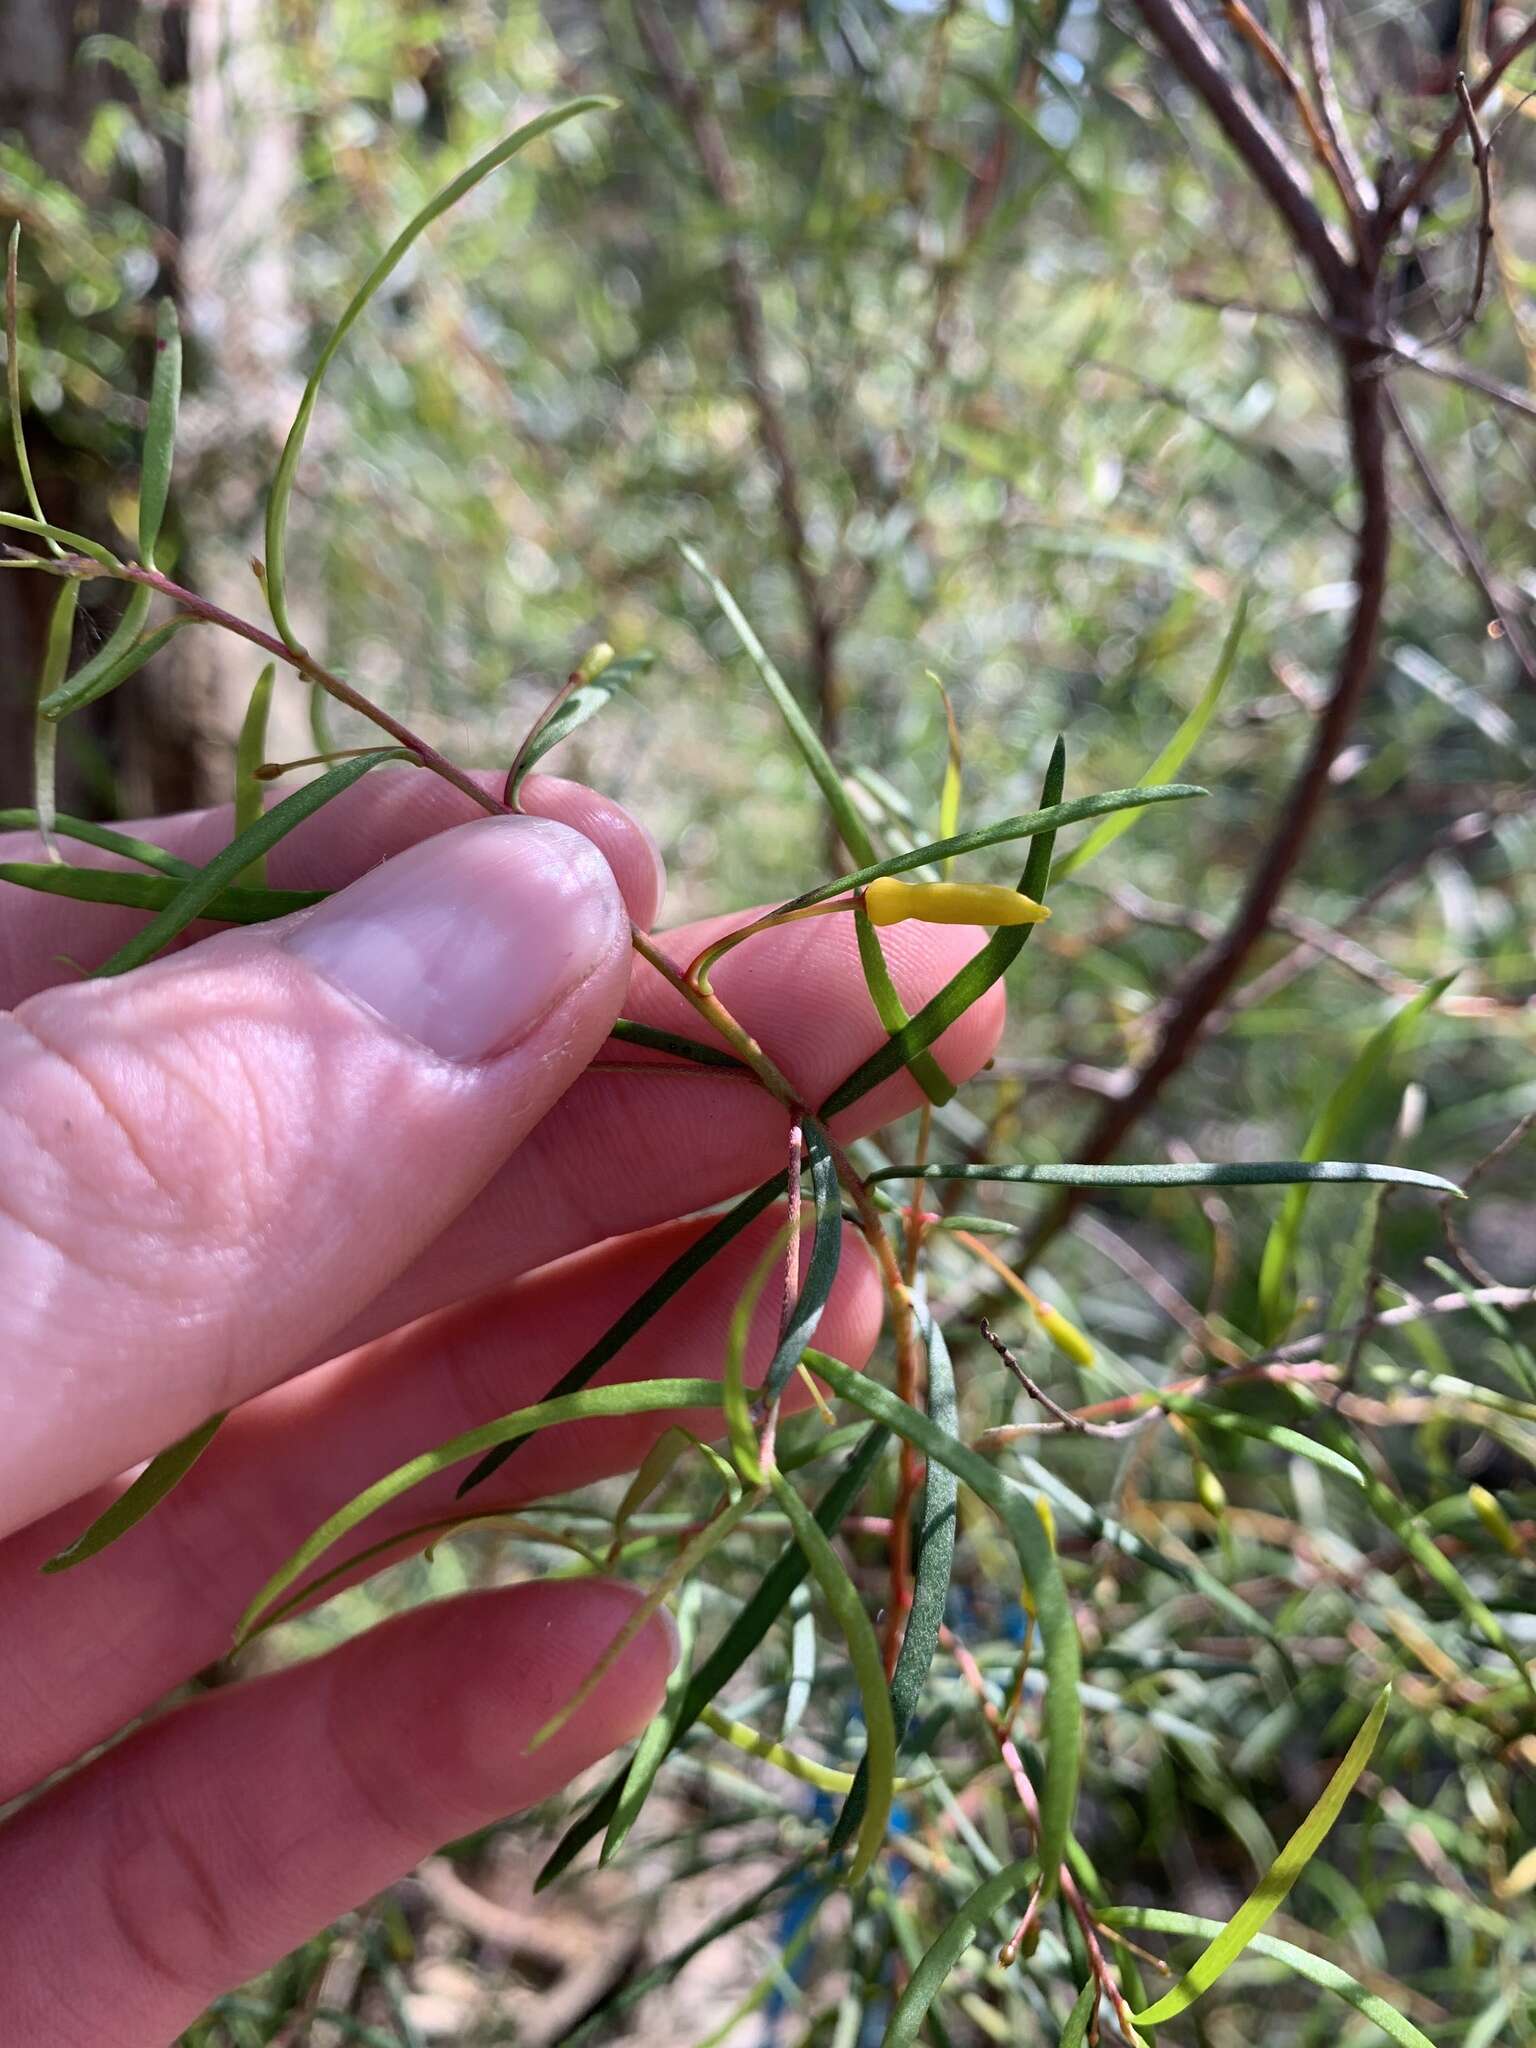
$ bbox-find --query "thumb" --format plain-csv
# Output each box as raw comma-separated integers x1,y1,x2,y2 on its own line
0,815,631,1537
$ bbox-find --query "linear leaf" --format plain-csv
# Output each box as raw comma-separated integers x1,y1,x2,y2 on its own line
1058,1980,1099,2048
678,542,873,864
607,1016,748,1069
884,1855,1039,2048
793,777,1195,918
829,1302,957,1856
854,907,955,1104
509,651,652,800
1104,1909,1433,2046
34,579,79,858
529,1490,761,1751
602,1580,703,1865
536,1423,889,1887
44,582,152,718
1131,1687,1391,2025
138,298,181,567
234,663,276,884
96,751,400,976
865,1159,1460,1195
806,1350,1081,1891
41,612,198,720
0,508,122,568
1257,977,1456,1336
43,1412,226,1571
264,99,613,650
457,1173,787,1495
235,1378,726,1645
768,1466,895,1884
0,862,323,923
0,809,195,876
1056,591,1247,879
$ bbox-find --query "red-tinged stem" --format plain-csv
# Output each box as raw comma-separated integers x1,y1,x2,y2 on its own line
113,562,506,817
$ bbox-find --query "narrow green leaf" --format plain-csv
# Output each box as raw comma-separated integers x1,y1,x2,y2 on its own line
1104,1910,1433,2046
508,651,652,801
6,225,62,560
607,1016,748,1070
677,544,952,1100
529,1489,760,1750
235,1378,726,1645
34,579,79,859
457,1172,787,1495
234,663,276,885
1056,591,1248,879
96,751,399,976
806,1350,1081,1892
0,861,323,923
1130,1687,1391,2026
883,1855,1039,2048
829,1302,957,1857
536,1423,888,1887
0,809,195,876
138,298,181,567
854,909,956,1105
678,542,874,864
265,99,614,651
0,509,122,568
723,1231,786,1487
1058,1980,1099,2048
43,1412,226,1571
43,582,152,718
602,1580,703,1865
820,737,1068,1117
762,1119,843,1406
768,1466,895,1884
929,672,963,861
1257,977,1456,1336
42,612,200,722
792,778,1195,918
865,1159,1460,1196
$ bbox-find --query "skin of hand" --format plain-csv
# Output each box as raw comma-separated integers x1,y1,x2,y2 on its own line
0,769,1005,2047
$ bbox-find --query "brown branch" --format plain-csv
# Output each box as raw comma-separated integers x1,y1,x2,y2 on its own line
1220,0,1364,240
633,0,844,751
1129,0,1354,299
1441,72,1497,344
1013,0,1393,1259
1382,15,1536,235
1385,385,1536,693
1295,0,1375,211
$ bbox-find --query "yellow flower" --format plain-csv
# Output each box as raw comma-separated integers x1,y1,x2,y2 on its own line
862,876,1051,928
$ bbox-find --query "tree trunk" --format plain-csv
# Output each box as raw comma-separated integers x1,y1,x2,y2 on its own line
0,0,302,819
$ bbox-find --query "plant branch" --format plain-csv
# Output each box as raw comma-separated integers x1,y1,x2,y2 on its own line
633,0,844,751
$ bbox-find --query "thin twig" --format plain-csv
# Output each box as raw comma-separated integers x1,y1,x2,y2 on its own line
1381,16,1536,237
1023,0,1392,1258
633,0,844,752
1219,0,1365,240
1385,385,1536,693
1442,1109,1536,1287
1441,74,1497,344
1295,0,1375,210
980,1319,1149,1439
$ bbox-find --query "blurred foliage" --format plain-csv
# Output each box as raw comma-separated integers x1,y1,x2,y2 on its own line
6,0,1536,2043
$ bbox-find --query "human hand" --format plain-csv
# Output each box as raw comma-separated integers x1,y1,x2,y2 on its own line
0,769,1003,2045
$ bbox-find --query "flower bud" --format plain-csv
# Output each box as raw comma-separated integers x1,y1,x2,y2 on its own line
863,876,1051,928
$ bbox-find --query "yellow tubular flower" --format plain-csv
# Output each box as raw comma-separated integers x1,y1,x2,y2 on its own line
862,876,1051,928
1469,1484,1523,1556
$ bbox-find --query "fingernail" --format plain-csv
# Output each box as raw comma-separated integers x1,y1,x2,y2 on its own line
284,816,622,1061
